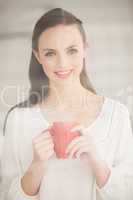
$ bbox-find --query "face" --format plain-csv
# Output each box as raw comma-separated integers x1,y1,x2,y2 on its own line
33,24,88,84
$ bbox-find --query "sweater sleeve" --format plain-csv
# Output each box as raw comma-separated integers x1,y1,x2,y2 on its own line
96,104,133,200
1,108,38,200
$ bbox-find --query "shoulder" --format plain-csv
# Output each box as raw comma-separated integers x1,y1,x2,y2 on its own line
9,105,38,117
108,97,129,115
88,93,129,118
4,106,33,134
103,97,133,139
105,96,131,125
6,106,30,122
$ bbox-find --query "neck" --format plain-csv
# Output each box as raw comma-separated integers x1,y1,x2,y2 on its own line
44,78,91,110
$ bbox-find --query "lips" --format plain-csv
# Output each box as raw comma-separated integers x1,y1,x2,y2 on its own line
54,69,73,79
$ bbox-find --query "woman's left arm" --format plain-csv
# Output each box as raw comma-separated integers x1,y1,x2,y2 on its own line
66,105,133,200
95,105,133,200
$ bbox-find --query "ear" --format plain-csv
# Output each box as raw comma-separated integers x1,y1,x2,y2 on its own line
32,49,42,64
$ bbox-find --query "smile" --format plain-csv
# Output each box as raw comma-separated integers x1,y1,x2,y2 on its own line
54,69,73,79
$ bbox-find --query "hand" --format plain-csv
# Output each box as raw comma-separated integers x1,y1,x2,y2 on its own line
65,125,97,161
66,125,111,188
21,126,55,196
32,126,55,164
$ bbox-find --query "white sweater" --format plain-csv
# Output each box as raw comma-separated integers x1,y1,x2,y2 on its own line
1,97,133,200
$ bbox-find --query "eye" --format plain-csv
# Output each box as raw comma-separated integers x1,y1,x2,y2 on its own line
44,52,55,57
68,49,78,55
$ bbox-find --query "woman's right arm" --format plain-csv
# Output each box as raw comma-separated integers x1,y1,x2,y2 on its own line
1,109,54,200
21,130,54,196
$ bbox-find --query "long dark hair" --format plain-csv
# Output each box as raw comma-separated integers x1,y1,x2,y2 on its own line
3,8,96,135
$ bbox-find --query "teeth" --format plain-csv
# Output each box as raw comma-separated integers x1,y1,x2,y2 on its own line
55,70,72,75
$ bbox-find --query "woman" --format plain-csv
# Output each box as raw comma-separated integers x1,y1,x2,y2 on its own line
1,8,133,200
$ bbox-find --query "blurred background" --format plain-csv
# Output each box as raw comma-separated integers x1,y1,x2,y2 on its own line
0,0,133,164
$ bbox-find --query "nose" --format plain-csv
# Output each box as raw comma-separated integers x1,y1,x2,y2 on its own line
57,54,69,69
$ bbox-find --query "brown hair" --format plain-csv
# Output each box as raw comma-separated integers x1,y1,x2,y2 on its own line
3,8,96,135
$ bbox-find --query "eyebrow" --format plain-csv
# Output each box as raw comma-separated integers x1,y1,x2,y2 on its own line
42,45,78,52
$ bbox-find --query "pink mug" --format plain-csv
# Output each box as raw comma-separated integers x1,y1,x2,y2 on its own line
49,121,81,159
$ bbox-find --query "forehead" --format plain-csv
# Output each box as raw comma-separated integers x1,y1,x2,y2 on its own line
38,24,83,49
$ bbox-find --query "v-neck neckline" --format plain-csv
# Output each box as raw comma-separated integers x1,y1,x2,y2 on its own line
35,96,109,131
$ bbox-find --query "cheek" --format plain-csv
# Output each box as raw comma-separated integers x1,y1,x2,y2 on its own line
42,64,54,78
40,58,56,75
72,57,84,74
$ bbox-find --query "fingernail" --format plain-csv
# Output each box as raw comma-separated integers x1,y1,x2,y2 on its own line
71,125,84,132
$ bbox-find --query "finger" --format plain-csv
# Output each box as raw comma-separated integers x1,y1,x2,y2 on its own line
76,146,89,159
42,126,52,133
38,143,54,153
71,126,90,136
70,125,84,133
67,140,88,156
33,132,52,143
34,139,54,149
36,134,53,143
39,127,51,135
34,125,52,138
33,132,50,141
70,127,88,136
66,136,85,153
46,149,55,159
39,149,55,161
68,142,88,159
